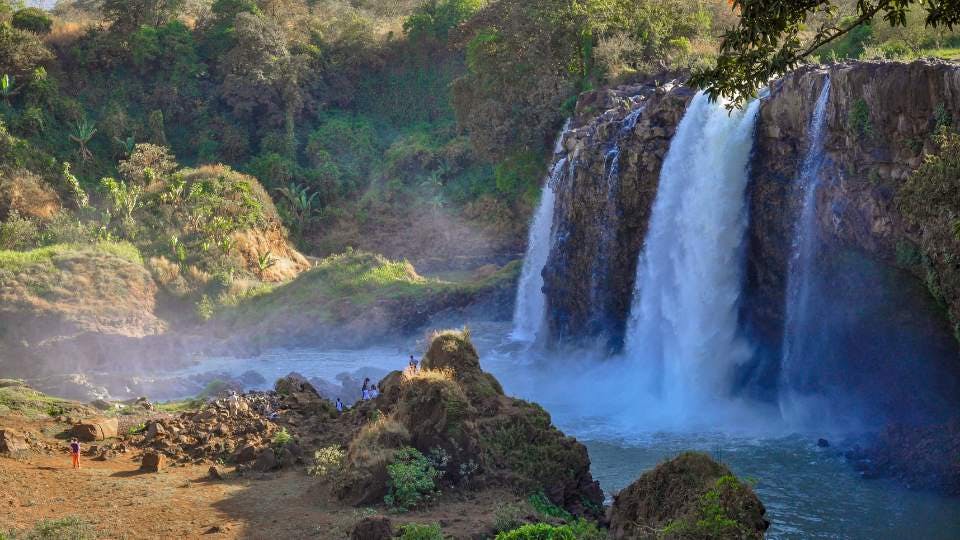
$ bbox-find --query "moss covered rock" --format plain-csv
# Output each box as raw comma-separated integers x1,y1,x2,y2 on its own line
343,329,603,516
609,452,768,539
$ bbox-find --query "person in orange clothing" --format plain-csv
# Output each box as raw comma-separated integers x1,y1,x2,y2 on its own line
69,438,81,469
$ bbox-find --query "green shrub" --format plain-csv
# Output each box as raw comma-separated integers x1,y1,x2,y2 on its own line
385,447,440,511
528,491,573,521
272,427,292,448
11,8,52,35
0,210,38,250
308,445,345,478
495,523,575,540
398,523,443,540
493,503,528,534
195,294,215,321
23,516,95,540
848,98,874,139
128,422,146,435
661,475,757,539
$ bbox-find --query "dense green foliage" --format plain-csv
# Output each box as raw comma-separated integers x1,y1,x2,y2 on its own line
660,475,760,539
495,520,605,540
398,523,444,540
692,0,960,105
385,446,441,511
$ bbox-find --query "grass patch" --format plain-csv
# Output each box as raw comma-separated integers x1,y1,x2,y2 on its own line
0,381,83,419
0,241,142,273
154,398,204,413
218,250,521,327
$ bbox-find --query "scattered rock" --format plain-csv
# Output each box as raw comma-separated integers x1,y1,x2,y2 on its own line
234,445,257,464
817,438,830,448
274,372,318,396
0,428,30,454
208,466,224,480
350,516,393,540
89,399,113,411
254,448,277,472
141,451,167,472
145,421,166,440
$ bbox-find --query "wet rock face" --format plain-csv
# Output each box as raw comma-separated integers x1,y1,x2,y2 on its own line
542,81,694,351
740,60,960,413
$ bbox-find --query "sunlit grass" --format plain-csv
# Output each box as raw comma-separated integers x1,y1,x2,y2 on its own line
0,241,143,272
403,367,456,383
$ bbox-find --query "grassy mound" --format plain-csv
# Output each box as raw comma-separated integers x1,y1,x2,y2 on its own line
215,251,520,348
0,242,159,341
0,379,88,418
609,452,768,539
342,329,604,516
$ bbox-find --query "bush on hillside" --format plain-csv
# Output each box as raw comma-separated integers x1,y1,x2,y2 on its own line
11,8,53,35
385,446,441,511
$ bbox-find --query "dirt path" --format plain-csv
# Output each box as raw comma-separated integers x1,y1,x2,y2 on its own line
1,417,523,539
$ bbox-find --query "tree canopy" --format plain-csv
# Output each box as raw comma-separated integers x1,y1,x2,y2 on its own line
692,0,960,105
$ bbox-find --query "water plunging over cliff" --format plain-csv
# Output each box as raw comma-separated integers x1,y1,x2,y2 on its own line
779,79,832,426
511,121,571,343
622,93,760,420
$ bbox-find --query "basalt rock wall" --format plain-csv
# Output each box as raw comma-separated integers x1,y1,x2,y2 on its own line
739,60,960,411
542,81,694,350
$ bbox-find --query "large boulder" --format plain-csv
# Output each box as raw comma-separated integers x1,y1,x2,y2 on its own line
140,450,167,472
0,428,30,454
274,372,318,396
609,452,768,540
72,417,119,442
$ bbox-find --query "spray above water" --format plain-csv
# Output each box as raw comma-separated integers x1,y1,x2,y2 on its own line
511,120,571,343
619,92,761,426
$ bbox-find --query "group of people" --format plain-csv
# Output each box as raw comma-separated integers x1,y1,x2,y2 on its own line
335,354,421,412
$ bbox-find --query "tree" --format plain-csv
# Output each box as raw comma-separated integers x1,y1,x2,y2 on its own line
101,0,185,33
0,22,53,79
692,0,960,106
69,119,97,162
11,8,53,35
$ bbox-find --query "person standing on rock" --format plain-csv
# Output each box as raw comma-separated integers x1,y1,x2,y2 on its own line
69,438,81,469
336,398,343,413
369,385,379,399
362,378,371,401
408,355,419,372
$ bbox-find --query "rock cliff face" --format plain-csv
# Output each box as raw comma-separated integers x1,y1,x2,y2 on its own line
542,81,694,350
739,60,960,417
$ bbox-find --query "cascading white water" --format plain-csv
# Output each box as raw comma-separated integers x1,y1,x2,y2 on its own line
779,79,832,425
622,93,761,420
510,120,571,342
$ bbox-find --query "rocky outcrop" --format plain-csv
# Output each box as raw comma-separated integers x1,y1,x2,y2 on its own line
609,452,768,540
847,420,960,495
338,330,604,515
543,80,695,350
739,60,960,417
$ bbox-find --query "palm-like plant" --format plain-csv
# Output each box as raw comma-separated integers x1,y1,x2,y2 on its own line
70,119,98,162
0,74,18,107
275,182,321,235
114,135,135,156
257,250,277,278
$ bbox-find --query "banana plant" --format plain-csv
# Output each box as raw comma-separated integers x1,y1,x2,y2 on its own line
0,74,18,107
257,250,277,278
114,135,135,156
274,182,321,235
70,119,98,162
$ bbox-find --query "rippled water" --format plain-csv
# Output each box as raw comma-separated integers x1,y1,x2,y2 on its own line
170,323,960,538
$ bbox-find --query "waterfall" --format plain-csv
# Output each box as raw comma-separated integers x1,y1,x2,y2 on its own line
511,120,571,343
622,93,760,419
779,79,832,424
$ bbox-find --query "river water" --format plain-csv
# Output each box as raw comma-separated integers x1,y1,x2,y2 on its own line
171,321,960,539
